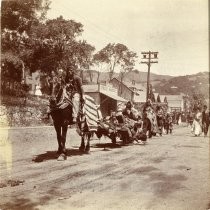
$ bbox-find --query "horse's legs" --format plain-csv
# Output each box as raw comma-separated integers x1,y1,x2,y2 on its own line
85,133,91,152
56,125,68,161
61,125,68,155
54,124,62,154
79,136,85,152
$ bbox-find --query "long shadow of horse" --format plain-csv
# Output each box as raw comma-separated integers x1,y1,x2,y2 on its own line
32,148,84,162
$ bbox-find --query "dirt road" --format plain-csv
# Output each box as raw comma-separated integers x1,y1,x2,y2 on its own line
0,125,209,210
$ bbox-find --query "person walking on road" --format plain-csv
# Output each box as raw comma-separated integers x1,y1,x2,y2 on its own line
202,105,209,137
192,108,202,136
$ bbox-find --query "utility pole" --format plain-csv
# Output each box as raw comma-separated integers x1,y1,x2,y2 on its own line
141,51,158,101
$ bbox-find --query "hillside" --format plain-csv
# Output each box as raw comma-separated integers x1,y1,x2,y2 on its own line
82,70,209,102
153,72,209,98
82,70,173,83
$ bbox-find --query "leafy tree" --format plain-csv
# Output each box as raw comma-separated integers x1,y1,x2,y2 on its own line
188,92,206,112
157,95,161,103
29,16,83,72
93,50,109,84
73,40,95,82
96,43,137,81
1,0,50,82
118,50,137,95
29,16,95,79
1,0,50,33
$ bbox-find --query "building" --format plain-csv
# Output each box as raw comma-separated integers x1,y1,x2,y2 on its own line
133,91,147,103
125,80,146,93
160,95,184,112
83,84,127,117
109,78,135,102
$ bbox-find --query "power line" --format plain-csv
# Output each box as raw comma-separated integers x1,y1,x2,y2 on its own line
57,2,126,45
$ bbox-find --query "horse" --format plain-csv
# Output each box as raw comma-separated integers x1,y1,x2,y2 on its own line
49,83,96,160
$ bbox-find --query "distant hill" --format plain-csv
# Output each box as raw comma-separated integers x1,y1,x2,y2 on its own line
124,70,173,83
153,71,209,99
82,70,209,103
82,69,173,84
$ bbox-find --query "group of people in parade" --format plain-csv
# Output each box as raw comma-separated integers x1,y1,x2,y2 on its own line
44,65,209,142
97,99,174,144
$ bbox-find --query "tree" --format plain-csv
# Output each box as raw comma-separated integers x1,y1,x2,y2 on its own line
93,50,109,84
157,95,161,103
1,0,50,33
29,16,84,73
73,40,95,82
1,0,50,83
118,50,137,95
29,16,95,79
189,92,206,112
96,43,137,82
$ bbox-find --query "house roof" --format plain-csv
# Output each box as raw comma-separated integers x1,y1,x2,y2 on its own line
100,90,127,102
124,81,146,91
110,78,135,93
83,84,127,102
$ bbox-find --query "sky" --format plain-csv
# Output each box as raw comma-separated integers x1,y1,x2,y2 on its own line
47,0,209,76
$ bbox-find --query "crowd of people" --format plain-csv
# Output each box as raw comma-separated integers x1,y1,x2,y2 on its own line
96,100,175,144
96,100,210,144
43,65,209,141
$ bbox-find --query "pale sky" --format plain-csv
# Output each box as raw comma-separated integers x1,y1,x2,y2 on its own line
47,0,209,76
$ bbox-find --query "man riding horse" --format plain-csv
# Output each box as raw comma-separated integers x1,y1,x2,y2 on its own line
65,66,84,124
47,64,88,160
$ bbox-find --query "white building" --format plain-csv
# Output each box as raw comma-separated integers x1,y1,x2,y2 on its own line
160,95,184,112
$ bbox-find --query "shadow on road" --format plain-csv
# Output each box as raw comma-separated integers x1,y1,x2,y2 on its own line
32,149,84,162
92,143,122,150
0,197,44,210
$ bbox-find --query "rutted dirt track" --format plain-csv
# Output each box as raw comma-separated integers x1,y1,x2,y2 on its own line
0,125,209,210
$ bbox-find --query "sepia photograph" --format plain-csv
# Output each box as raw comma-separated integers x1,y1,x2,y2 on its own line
0,0,209,209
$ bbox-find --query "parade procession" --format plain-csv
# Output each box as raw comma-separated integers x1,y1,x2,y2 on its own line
0,0,209,210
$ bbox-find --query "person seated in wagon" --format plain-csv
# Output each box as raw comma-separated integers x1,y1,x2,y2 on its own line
121,101,139,142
